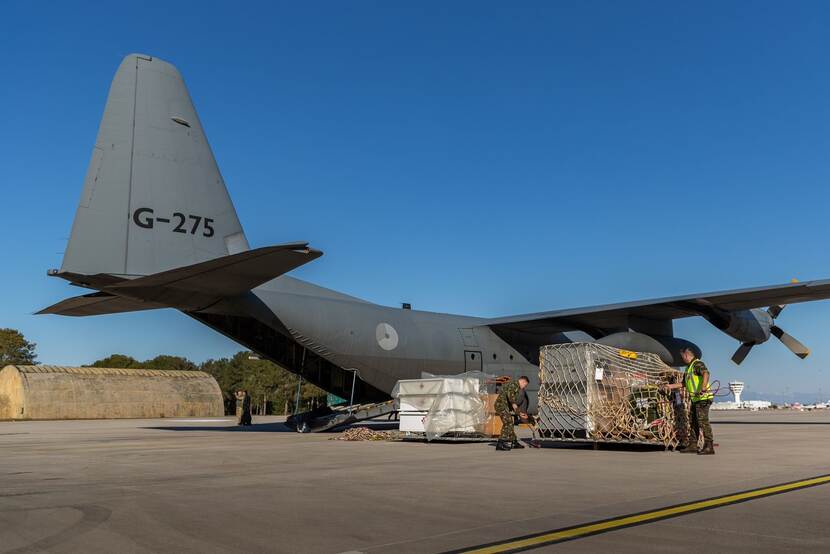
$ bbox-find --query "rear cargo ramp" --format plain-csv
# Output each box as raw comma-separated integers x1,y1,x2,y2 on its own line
285,400,396,433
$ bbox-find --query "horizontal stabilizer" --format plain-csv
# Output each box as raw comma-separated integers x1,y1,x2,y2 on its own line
37,292,164,317
103,242,322,310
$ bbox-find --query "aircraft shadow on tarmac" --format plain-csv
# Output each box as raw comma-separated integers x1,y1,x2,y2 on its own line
145,422,295,433
531,440,665,452
144,421,402,433
143,422,673,450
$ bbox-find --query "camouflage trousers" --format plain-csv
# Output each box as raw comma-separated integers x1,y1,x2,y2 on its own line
673,399,688,445
690,399,713,443
497,409,516,442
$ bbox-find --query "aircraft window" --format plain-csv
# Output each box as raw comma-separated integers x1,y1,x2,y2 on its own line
470,353,476,360
509,354,514,360
492,353,497,360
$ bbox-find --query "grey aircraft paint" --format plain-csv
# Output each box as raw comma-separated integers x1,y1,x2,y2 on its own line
41,54,830,409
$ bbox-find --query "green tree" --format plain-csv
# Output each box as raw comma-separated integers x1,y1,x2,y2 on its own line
202,356,243,414
201,352,326,415
87,354,141,368
87,354,198,371
142,355,197,372
85,349,328,416
0,328,37,365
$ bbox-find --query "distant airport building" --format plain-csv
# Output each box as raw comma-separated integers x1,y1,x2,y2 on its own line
0,365,223,420
711,380,772,410
712,400,772,411
741,400,771,410
729,381,745,404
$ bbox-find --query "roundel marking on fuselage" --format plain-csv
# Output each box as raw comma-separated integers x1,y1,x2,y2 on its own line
376,322,399,351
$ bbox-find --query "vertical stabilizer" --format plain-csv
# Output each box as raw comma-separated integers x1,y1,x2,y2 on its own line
61,54,249,278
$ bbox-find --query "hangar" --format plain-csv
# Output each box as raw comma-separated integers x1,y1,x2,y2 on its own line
0,365,223,420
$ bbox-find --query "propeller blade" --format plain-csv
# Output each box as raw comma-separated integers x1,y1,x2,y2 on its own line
767,305,785,319
731,342,754,365
770,325,810,359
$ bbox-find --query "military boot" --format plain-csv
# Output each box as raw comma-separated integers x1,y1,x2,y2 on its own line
495,440,512,451
698,441,715,455
511,440,525,449
677,443,698,453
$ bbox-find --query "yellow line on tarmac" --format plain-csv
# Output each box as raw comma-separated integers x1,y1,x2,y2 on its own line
457,474,830,553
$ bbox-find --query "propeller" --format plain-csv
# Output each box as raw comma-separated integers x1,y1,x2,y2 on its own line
731,304,810,365
731,342,754,365
770,324,810,359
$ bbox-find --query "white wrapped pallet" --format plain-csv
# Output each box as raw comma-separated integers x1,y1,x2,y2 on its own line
392,372,488,440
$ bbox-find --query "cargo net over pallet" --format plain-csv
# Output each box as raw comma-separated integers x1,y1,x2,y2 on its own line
538,343,689,448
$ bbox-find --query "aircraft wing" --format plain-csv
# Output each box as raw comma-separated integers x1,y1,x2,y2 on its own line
484,279,830,336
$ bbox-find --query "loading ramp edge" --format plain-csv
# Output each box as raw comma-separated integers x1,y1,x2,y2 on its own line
286,400,397,433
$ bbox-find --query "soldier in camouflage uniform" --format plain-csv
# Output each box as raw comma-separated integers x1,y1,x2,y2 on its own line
686,356,714,455
494,376,530,451
665,370,692,452
663,348,714,455
235,390,245,426
241,389,253,426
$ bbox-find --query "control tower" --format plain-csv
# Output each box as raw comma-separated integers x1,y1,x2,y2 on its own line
729,381,745,405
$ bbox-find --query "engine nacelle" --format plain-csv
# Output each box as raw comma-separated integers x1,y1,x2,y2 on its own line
720,309,772,345
596,331,701,367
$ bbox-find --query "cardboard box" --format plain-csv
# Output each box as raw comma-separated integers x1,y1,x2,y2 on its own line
481,393,502,437
482,413,503,437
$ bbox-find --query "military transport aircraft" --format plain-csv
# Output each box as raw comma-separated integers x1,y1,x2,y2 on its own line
40,54,830,409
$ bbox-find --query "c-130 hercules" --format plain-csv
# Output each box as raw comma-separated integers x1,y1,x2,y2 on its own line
41,54,830,410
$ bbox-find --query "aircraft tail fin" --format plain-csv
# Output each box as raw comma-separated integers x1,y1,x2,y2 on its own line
60,54,249,279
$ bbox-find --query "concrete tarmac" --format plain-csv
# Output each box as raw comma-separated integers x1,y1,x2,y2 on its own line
1,410,829,553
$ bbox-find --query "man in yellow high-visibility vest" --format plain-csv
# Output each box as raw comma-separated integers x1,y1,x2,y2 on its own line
663,347,715,455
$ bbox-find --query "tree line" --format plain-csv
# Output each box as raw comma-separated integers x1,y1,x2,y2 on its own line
0,328,327,416
90,352,328,415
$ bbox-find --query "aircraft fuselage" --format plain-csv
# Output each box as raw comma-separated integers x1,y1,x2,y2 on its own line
251,276,542,403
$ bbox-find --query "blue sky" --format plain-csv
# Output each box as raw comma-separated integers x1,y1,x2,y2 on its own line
2,1,829,400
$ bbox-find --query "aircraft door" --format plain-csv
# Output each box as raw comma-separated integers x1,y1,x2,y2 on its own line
464,350,482,372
